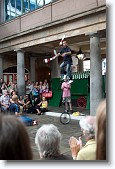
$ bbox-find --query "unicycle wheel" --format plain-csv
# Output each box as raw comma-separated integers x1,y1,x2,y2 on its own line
60,112,71,124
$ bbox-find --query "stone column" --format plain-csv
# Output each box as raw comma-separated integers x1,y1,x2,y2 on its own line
0,54,3,79
16,49,25,97
51,57,60,78
30,57,36,82
89,33,103,115
0,0,4,23
78,59,83,72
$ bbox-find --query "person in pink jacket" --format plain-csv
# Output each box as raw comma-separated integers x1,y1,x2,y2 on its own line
61,75,73,113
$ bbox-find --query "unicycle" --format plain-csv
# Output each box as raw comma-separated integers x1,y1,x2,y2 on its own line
60,110,71,124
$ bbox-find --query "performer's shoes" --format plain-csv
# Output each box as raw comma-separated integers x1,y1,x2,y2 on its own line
70,110,73,114
65,110,69,113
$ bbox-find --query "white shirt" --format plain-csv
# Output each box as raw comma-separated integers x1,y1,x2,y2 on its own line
0,95,10,105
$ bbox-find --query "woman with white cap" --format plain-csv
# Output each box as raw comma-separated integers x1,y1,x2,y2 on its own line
69,116,96,160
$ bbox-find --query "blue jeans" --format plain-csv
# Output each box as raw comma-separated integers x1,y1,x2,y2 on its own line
60,61,72,78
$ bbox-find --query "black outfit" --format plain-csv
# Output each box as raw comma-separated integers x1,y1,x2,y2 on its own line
32,97,41,114
60,46,72,64
59,46,72,79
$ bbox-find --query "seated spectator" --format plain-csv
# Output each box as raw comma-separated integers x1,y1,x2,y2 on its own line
0,90,10,113
10,90,16,103
95,99,106,160
0,114,33,160
0,78,4,88
35,81,39,90
26,80,33,99
38,81,44,100
32,84,39,100
18,95,25,114
7,81,13,93
35,124,72,160
23,95,32,113
0,86,2,97
36,96,48,115
1,82,7,94
9,95,21,116
42,79,49,93
32,97,41,114
18,95,25,106
8,82,17,95
69,116,96,160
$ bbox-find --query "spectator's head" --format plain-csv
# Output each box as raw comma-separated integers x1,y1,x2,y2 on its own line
96,100,106,160
12,95,19,103
0,115,32,160
3,90,8,96
25,95,29,99
39,81,42,85
0,78,3,83
79,116,95,141
35,81,39,86
35,124,61,159
19,95,23,100
11,90,16,96
42,96,46,101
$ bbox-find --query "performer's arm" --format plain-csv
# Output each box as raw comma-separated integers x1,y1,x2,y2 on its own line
54,52,61,59
61,51,71,57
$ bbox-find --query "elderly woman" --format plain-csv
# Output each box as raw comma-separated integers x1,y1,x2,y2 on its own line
35,124,72,160
69,116,96,160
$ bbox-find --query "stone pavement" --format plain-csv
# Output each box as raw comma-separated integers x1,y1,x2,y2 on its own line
26,106,90,160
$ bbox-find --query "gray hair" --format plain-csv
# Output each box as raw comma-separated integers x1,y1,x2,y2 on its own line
35,124,61,159
79,116,95,139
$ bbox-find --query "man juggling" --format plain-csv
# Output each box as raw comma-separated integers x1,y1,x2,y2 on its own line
44,36,73,82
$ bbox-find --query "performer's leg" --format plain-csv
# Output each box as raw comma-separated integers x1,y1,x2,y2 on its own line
68,97,73,113
62,97,68,112
65,101,68,112
66,63,71,79
69,65,73,80
69,102,72,111
60,62,67,75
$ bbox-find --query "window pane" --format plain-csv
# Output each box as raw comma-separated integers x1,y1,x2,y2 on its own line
45,0,52,5
37,0,44,8
16,0,21,16
23,0,29,13
30,0,36,11
5,0,10,20
10,0,16,19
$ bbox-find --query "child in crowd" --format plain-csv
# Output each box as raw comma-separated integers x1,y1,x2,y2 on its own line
9,95,21,116
36,96,48,115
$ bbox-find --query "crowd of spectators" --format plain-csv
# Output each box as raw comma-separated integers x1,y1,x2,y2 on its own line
0,78,49,115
